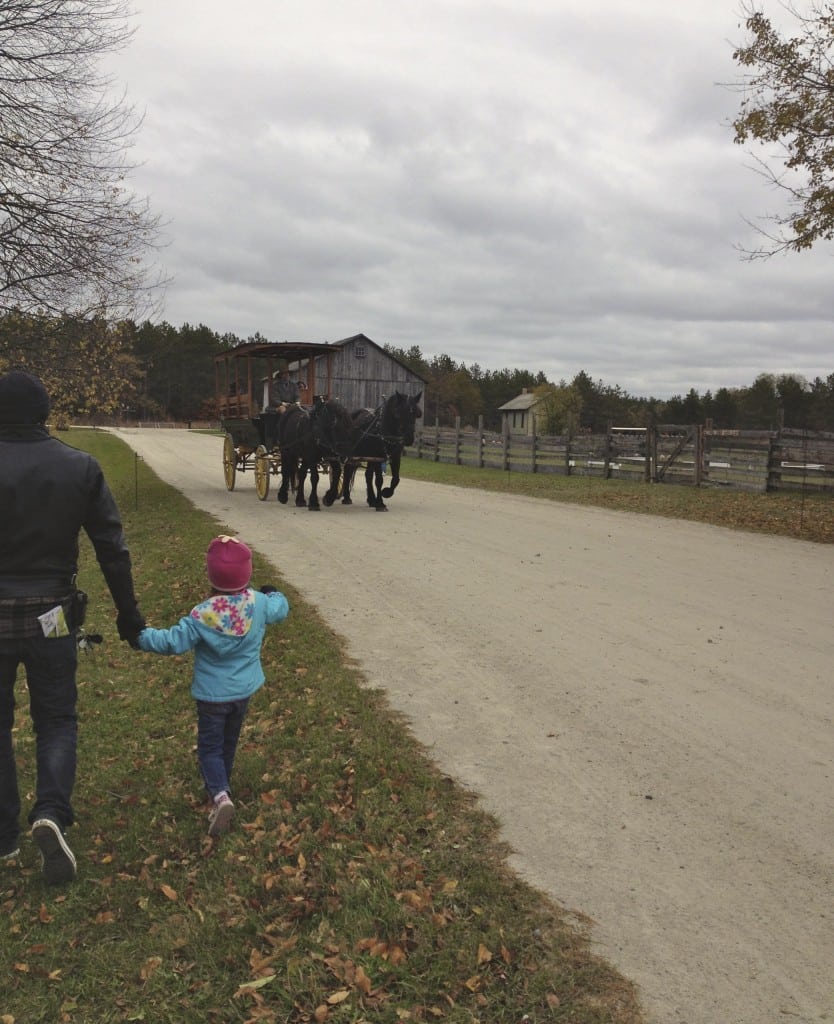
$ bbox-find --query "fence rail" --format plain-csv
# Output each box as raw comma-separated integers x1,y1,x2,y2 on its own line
412,419,834,495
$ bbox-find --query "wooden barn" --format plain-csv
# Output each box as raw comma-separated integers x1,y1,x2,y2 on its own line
312,333,426,411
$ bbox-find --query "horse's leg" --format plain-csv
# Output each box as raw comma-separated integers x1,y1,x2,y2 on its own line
307,458,320,510
294,459,307,507
364,463,385,509
364,463,377,508
322,460,340,507
380,449,401,499
372,462,387,510
277,453,290,504
341,463,354,505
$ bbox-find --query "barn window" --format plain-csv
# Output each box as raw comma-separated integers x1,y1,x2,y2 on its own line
355,343,366,358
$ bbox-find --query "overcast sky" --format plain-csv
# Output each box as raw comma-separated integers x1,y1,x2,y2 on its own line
110,0,833,399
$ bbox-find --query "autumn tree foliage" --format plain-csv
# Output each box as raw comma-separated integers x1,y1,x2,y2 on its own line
0,0,164,318
532,382,583,435
0,310,144,423
733,2,834,255
4,315,833,431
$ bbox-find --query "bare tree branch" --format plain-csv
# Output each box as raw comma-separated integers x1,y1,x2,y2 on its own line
0,0,166,319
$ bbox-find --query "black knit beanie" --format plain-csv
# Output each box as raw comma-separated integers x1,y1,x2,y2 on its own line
0,371,51,424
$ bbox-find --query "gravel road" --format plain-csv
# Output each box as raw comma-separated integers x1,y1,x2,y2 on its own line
113,427,833,1024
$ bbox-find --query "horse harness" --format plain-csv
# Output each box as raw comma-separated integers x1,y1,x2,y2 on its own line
355,401,408,456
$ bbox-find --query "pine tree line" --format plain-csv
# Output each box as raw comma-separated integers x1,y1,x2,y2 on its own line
2,313,833,433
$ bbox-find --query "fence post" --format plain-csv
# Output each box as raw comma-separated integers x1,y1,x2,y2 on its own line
693,424,703,487
565,433,572,476
477,415,485,468
767,430,782,492
645,424,656,482
531,414,538,473
433,418,440,463
503,418,510,472
454,416,461,465
604,420,612,479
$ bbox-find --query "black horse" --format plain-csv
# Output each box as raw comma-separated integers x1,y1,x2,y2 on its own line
329,390,422,510
276,396,354,510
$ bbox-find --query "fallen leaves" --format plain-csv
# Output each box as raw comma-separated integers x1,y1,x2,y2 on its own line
0,496,644,1024
355,937,408,965
139,956,162,983
12,961,61,983
235,974,277,996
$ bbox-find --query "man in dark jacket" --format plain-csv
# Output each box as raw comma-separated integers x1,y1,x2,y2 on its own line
0,370,145,884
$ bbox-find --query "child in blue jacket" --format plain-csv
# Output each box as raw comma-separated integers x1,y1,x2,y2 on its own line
138,535,289,836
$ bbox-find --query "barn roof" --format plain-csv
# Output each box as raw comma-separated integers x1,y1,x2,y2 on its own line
216,334,429,387
329,333,429,385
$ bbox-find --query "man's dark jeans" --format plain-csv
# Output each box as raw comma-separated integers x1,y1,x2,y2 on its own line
0,635,78,851
196,698,249,800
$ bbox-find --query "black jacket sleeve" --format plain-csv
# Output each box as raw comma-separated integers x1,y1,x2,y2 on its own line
83,465,142,622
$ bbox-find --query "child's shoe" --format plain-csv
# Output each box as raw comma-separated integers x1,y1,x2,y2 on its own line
207,792,234,836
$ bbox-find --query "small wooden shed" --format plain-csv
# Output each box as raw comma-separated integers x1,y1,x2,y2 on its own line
498,389,542,436
312,333,426,411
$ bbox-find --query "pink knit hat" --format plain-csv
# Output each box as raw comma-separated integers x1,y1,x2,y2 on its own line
206,535,252,592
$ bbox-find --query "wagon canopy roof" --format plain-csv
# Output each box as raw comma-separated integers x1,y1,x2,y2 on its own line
214,340,341,364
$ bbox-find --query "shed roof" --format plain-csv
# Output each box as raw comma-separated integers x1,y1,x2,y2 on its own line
498,391,541,412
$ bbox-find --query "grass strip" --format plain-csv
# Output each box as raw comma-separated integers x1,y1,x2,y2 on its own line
1,430,642,1024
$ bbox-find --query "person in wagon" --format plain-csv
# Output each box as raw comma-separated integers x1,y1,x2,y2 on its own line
136,535,289,836
269,369,300,408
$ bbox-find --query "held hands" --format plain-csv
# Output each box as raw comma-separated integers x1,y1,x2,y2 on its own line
117,608,146,649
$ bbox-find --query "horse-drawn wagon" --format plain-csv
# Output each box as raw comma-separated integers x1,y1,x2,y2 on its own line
215,340,344,504
215,338,423,510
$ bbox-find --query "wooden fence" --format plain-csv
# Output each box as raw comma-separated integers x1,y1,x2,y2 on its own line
411,419,834,495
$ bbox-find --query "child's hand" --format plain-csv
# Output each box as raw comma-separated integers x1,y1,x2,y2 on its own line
260,585,277,594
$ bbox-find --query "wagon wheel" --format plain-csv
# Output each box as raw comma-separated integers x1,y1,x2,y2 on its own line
254,446,271,501
222,433,237,491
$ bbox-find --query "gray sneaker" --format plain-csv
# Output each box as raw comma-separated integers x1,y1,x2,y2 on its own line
32,819,77,885
207,794,235,837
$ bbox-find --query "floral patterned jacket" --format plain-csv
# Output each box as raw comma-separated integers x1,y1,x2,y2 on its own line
137,588,289,702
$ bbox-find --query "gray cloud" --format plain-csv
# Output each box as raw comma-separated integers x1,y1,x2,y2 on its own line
114,0,834,398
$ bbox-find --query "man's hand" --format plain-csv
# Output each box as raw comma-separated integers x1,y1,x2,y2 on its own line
117,608,146,649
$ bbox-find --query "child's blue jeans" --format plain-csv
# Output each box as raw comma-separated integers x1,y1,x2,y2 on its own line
195,697,249,800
